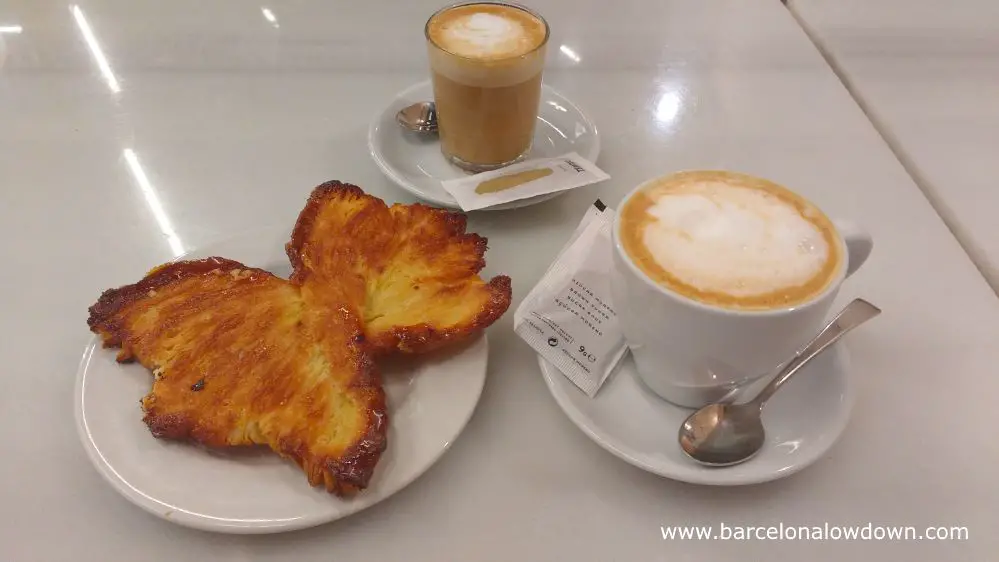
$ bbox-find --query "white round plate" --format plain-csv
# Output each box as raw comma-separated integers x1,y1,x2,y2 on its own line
539,346,853,485
75,226,488,533
368,80,600,210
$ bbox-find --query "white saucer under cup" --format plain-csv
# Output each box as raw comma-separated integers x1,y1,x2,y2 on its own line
368,80,601,210
74,225,489,534
538,345,854,486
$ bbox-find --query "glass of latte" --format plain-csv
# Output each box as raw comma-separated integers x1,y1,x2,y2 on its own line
425,2,549,172
611,171,873,407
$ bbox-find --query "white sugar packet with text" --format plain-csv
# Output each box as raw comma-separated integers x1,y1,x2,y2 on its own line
514,201,627,397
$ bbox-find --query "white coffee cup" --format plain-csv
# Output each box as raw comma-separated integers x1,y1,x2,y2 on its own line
610,171,872,408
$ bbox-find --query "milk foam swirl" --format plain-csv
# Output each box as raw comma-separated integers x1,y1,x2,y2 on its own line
639,180,831,298
431,6,544,59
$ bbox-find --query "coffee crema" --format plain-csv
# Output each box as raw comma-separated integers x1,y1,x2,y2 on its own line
618,171,843,311
426,3,548,170
427,3,546,61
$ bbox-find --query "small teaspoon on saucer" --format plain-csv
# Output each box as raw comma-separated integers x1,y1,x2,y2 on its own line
396,101,438,136
678,298,881,468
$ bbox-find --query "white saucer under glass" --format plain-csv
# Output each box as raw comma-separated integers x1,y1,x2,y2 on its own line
368,80,600,210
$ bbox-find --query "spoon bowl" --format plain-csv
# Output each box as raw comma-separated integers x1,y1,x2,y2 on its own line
396,101,438,136
678,298,881,467
679,403,766,467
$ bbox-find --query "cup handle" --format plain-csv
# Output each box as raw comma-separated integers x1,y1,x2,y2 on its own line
834,220,873,278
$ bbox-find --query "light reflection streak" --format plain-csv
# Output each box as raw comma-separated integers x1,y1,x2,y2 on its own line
123,149,185,257
261,7,279,28
656,91,682,124
559,44,580,63
537,116,566,139
71,5,120,93
0,25,22,34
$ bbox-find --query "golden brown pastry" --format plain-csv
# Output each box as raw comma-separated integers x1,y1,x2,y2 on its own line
287,181,512,354
87,257,386,495
86,182,512,496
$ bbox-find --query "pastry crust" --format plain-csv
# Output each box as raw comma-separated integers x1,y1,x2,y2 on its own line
86,182,512,495
88,257,386,495
287,181,513,354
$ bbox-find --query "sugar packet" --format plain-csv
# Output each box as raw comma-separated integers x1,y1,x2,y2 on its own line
514,200,628,397
441,153,610,211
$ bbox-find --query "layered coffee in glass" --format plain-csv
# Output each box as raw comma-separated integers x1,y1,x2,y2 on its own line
425,2,549,172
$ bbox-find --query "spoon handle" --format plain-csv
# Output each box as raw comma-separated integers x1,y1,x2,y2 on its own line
749,298,881,408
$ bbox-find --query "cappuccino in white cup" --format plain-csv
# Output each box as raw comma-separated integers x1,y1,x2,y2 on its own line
611,171,872,407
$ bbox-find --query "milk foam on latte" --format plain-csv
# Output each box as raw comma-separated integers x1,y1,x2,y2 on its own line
619,172,842,310
429,4,546,60
642,183,828,296
426,3,549,169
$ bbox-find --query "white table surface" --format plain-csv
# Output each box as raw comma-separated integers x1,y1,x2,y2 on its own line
790,0,999,292
2,1,998,560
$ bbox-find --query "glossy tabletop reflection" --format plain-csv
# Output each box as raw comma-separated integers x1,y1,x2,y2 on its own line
2,0,998,560
791,0,999,292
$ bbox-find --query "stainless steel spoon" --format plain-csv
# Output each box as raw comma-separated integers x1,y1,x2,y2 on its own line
678,298,881,467
396,101,438,136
